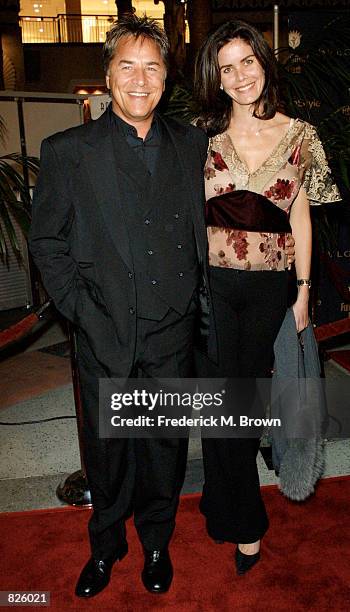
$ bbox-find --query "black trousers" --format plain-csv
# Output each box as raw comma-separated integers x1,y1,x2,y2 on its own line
197,268,288,544
77,299,197,559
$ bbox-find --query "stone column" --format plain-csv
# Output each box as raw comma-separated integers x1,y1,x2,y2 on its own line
64,0,82,42
155,0,186,78
187,0,212,75
0,1,25,90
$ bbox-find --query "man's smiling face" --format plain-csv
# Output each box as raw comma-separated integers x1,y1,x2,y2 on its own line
106,35,166,131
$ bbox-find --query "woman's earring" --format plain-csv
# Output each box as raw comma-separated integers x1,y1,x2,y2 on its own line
220,83,224,90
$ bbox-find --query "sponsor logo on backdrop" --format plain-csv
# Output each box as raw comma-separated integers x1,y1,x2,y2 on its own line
289,30,302,49
319,48,350,58
294,99,321,110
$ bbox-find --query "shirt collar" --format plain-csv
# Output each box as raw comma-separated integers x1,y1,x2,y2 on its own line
109,105,160,141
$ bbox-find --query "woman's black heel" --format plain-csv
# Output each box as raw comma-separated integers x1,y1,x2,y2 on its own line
235,546,260,575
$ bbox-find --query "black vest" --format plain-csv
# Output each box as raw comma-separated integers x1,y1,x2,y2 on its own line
112,122,199,320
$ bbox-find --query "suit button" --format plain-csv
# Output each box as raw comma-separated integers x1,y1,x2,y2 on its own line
128,272,133,279
147,250,154,255
145,219,150,225
174,213,179,219
177,244,182,249
151,279,157,285
178,272,184,277
129,307,135,315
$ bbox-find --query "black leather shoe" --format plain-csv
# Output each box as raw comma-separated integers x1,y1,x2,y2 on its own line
75,543,128,598
141,549,173,594
235,546,260,576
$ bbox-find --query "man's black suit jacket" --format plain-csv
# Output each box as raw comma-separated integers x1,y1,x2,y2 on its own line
29,109,214,377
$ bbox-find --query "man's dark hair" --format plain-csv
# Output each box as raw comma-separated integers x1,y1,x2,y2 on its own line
103,13,169,74
194,20,279,136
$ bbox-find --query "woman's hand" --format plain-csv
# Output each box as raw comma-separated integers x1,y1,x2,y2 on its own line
285,233,296,270
292,291,310,333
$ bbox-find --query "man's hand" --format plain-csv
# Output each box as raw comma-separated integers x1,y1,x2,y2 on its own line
285,233,295,270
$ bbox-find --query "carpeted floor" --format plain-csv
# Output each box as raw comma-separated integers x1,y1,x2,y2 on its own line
1,477,350,611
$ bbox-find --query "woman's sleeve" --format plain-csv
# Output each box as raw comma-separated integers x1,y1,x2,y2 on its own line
301,125,342,206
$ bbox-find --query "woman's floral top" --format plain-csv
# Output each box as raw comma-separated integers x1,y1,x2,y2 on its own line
205,118,341,271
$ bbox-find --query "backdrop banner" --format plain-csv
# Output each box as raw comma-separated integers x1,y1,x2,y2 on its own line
288,10,350,327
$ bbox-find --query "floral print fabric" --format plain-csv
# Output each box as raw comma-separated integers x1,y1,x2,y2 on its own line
205,118,341,271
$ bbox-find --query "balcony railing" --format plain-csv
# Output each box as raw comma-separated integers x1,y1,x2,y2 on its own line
20,14,116,44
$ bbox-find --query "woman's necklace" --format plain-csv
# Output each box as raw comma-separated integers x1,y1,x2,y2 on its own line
230,121,263,138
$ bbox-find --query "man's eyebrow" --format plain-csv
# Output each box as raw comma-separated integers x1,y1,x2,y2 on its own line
219,54,255,69
118,60,162,66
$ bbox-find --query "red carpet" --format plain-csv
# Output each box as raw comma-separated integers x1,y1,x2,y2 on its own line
329,350,350,374
1,477,350,611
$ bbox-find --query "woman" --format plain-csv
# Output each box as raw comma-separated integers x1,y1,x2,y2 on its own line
194,20,341,575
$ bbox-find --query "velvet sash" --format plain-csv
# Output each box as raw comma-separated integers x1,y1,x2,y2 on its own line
206,190,292,233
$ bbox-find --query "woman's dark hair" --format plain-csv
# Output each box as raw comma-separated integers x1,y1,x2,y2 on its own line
194,20,279,136
103,13,169,74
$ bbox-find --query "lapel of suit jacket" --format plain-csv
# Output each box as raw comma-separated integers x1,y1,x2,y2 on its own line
157,114,207,265
81,110,147,271
149,118,173,201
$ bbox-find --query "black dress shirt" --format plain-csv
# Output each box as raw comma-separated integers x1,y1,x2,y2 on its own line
109,105,161,176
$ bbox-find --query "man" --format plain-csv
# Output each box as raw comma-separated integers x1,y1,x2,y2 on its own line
29,14,211,598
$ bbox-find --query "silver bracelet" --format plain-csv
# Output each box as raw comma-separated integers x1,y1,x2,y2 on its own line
297,279,312,288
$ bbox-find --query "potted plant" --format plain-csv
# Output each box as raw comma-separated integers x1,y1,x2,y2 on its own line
0,117,40,265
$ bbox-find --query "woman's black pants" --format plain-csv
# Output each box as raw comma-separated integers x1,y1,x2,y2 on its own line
198,267,288,544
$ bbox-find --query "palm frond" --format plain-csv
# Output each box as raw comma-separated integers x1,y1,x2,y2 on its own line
0,153,40,264
0,198,22,264
0,115,7,147
163,84,199,123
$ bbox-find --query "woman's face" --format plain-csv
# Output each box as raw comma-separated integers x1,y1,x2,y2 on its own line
218,38,265,107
